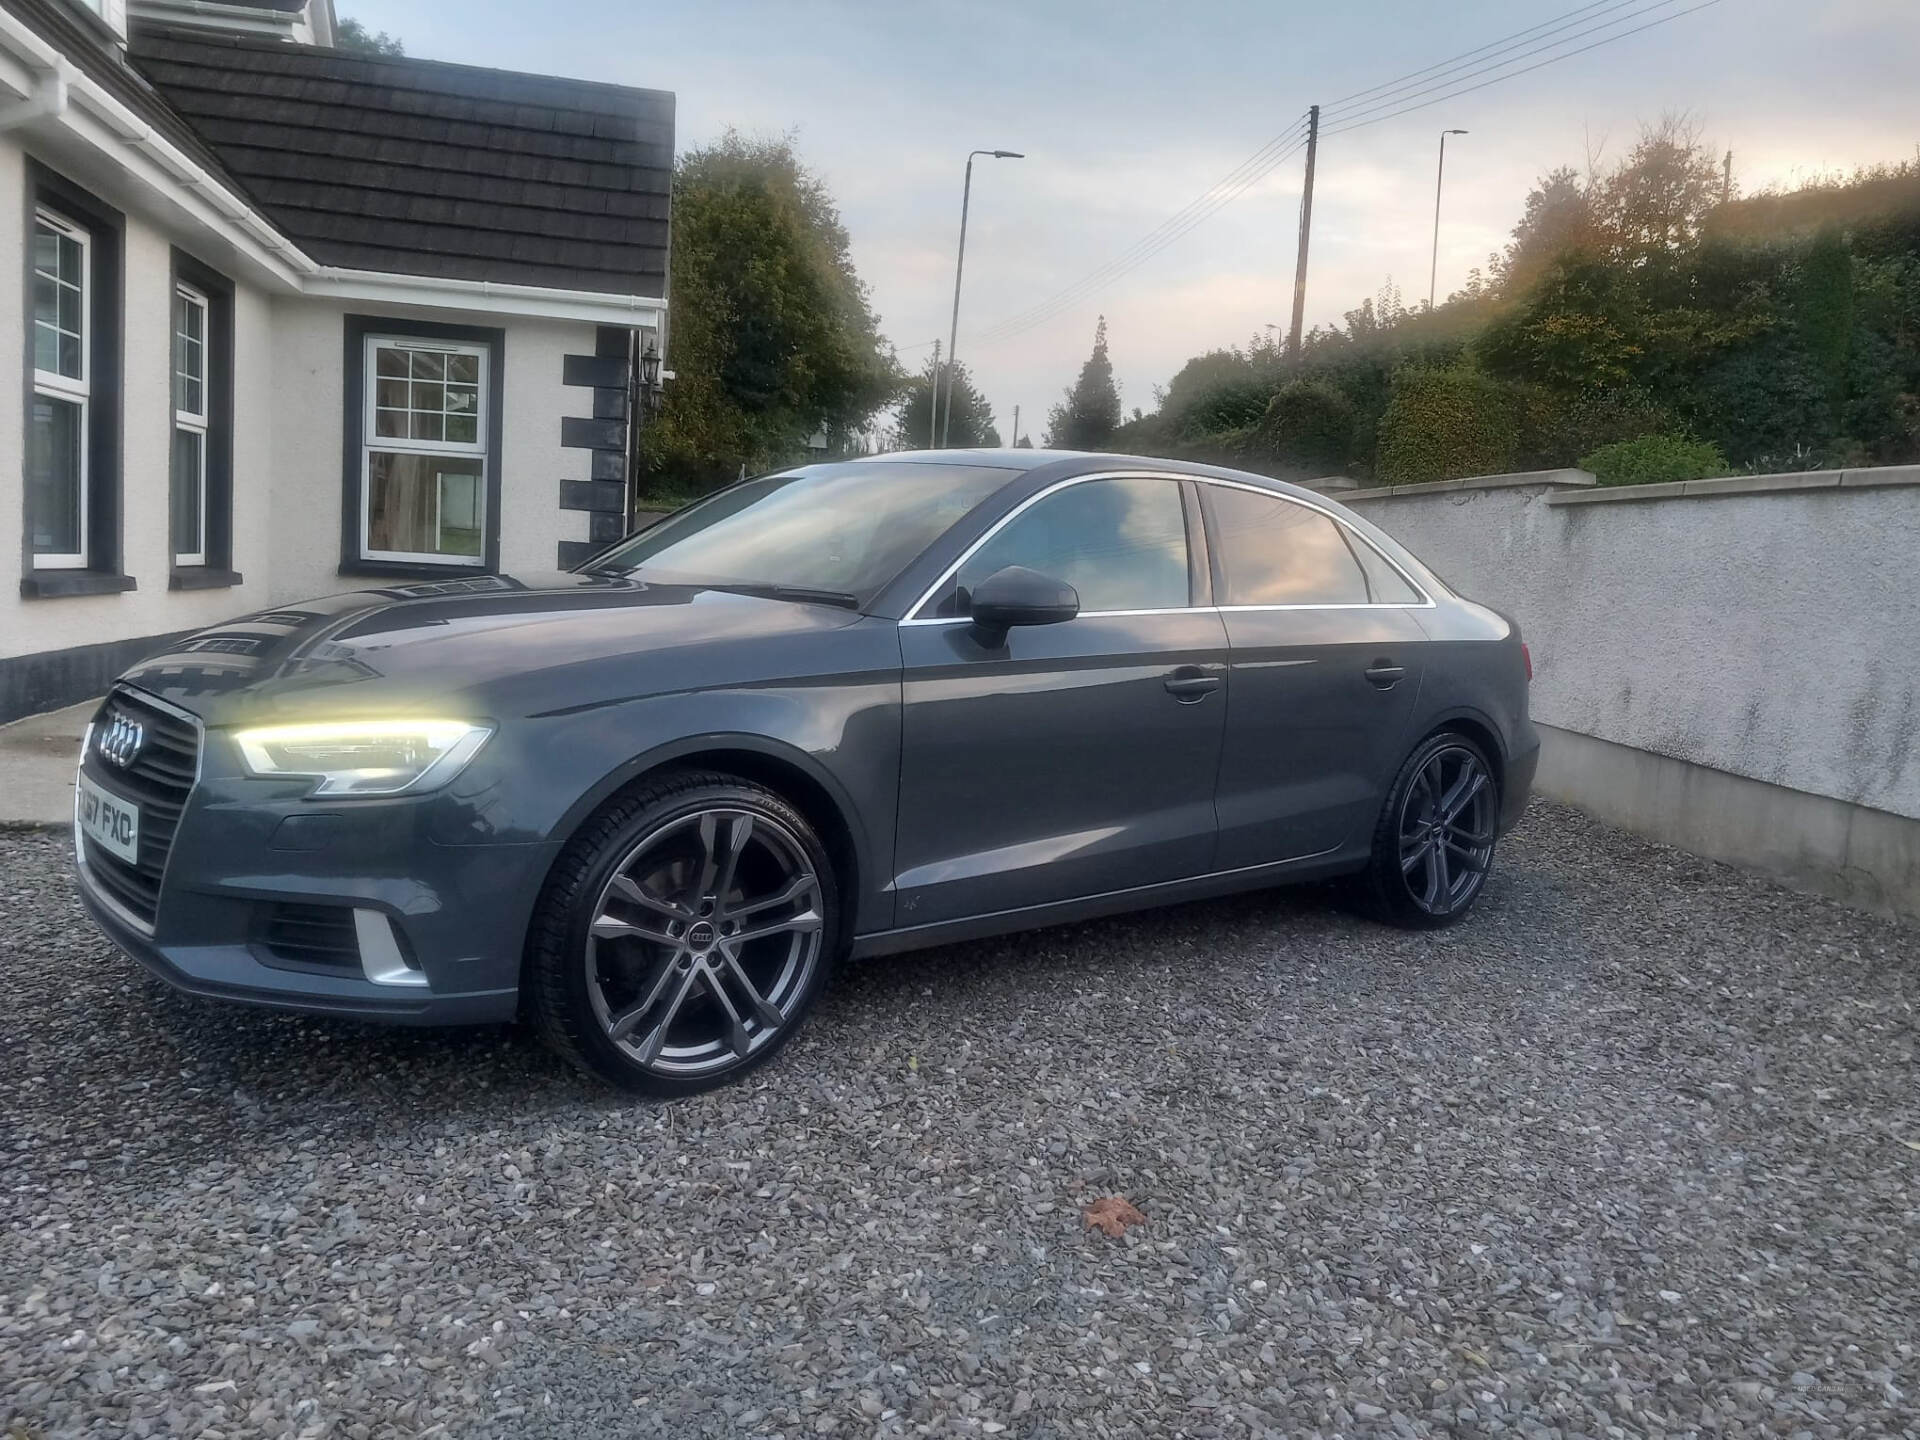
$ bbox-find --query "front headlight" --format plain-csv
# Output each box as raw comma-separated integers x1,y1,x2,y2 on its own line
232,719,492,797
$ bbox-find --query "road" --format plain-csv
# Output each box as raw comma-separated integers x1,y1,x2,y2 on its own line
2,805,1917,1438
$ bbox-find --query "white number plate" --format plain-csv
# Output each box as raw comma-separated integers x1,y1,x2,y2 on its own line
78,772,140,865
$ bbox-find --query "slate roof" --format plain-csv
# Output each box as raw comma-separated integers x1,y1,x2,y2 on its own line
0,0,242,180
127,26,674,297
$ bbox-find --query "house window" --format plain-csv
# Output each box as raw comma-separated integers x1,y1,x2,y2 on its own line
23,165,128,598
361,336,490,564
29,209,90,568
172,285,209,565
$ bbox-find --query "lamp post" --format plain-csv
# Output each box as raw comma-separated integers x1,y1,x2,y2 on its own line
941,148,1023,447
1429,129,1468,311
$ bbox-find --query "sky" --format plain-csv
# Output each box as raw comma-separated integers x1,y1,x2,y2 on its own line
351,0,1917,442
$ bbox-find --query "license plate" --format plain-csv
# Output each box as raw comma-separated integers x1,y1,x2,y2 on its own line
78,772,140,865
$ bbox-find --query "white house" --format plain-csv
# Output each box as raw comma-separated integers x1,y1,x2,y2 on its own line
0,0,671,721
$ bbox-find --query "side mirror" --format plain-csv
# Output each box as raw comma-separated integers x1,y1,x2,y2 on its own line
965,565,1079,645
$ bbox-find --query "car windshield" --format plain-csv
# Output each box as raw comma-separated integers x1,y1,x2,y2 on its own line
586,461,1016,604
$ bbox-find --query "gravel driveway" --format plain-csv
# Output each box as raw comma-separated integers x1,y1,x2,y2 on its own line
3,804,1917,1439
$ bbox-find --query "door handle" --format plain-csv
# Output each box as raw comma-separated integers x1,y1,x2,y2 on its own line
1364,660,1405,689
1163,670,1222,702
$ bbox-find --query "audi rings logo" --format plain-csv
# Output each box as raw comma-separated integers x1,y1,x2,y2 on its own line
97,712,146,769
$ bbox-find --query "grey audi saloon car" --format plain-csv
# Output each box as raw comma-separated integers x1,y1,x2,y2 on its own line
74,451,1536,1094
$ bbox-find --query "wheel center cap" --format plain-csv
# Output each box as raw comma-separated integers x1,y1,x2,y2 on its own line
686,920,718,952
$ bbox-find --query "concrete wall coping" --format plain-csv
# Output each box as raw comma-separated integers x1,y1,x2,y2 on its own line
1547,464,1920,506
1339,468,1597,502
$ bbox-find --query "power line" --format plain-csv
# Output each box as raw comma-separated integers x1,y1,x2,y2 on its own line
972,131,1312,346
1321,0,1698,132
968,116,1311,345
963,0,1729,351
1321,0,1727,138
1322,0,1647,113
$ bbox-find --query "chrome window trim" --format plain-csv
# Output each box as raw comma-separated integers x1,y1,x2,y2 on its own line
900,469,1434,625
73,686,206,938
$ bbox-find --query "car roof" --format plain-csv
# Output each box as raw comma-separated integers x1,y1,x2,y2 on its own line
860,448,1325,497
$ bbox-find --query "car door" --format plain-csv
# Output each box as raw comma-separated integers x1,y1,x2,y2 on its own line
894,475,1228,927
1201,481,1430,869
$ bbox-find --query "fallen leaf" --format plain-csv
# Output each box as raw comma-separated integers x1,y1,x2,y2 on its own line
1083,1196,1146,1238
1899,1138,1920,1153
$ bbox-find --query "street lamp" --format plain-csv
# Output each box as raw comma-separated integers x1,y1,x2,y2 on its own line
1430,129,1468,311
941,148,1023,447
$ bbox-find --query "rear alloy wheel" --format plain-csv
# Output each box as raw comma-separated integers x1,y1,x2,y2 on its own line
527,773,837,1094
1362,732,1499,929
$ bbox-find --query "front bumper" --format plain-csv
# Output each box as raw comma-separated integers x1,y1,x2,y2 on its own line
75,743,559,1026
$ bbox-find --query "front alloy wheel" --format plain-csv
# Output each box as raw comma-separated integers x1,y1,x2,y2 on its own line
1363,732,1499,928
527,773,837,1094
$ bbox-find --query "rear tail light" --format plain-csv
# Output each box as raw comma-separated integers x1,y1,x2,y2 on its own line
1521,642,1533,682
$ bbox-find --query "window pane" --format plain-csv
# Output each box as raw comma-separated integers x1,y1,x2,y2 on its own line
33,226,59,276
57,232,83,285
34,322,58,376
436,470,482,555
411,381,444,413
33,273,58,331
377,378,409,409
410,410,445,442
445,384,477,413
28,395,83,556
1208,487,1370,605
598,462,1013,598
374,409,408,439
410,350,445,381
445,413,478,445
172,427,205,557
58,331,81,379
1349,537,1420,603
57,281,81,336
367,452,485,559
375,345,408,378
948,477,1189,614
446,353,479,385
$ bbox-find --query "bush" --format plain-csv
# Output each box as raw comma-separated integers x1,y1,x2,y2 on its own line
1578,433,1728,486
1242,381,1355,475
1374,367,1523,485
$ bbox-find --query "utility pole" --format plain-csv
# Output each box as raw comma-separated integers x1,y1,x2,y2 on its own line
1287,104,1319,360
1009,403,1020,448
1722,149,1733,207
927,340,940,451
1430,129,1468,311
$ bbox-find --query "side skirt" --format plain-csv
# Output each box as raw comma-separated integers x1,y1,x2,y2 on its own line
848,846,1366,960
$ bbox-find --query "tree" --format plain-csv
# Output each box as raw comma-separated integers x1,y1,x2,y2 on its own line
642,132,900,489
894,359,999,449
1502,167,1602,293
1047,316,1123,448
1595,115,1723,269
335,17,404,55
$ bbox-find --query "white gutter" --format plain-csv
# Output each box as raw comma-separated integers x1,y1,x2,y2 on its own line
306,267,667,328
0,56,69,132
0,11,668,335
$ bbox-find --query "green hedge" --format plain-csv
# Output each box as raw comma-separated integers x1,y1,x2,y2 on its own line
1578,433,1728,486
1242,380,1355,475
1374,367,1522,485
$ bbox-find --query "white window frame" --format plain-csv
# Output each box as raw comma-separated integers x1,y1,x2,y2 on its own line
359,334,490,566
30,208,91,570
172,283,209,566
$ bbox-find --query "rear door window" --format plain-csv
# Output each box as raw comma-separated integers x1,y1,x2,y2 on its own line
1206,485,1372,606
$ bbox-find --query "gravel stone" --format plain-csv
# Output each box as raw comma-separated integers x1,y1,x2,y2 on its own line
2,803,1918,1437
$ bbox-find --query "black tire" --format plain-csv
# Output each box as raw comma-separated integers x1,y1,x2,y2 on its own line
525,769,839,1095
1360,730,1500,929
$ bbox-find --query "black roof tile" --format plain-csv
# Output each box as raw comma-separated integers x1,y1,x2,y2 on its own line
127,25,673,297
